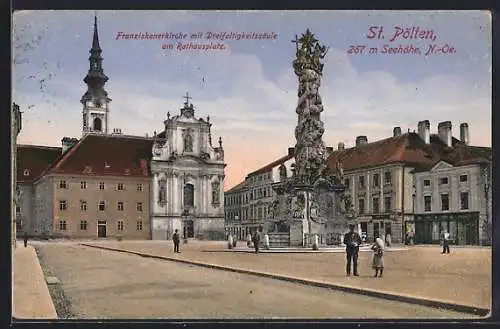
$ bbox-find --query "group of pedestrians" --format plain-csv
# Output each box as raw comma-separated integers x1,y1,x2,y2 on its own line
344,224,385,278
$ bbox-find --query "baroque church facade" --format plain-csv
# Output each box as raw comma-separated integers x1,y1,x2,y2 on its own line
15,16,226,240
150,95,226,240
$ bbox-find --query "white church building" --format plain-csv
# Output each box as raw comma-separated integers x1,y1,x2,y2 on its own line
150,94,226,240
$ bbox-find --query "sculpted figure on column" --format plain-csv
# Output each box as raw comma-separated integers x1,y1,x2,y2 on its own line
291,29,329,179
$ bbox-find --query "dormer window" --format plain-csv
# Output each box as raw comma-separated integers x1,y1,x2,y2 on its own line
23,169,30,176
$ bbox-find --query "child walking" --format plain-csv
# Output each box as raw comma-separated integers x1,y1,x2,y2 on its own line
371,235,385,278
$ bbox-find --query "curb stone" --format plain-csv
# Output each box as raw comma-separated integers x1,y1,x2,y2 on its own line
79,243,489,317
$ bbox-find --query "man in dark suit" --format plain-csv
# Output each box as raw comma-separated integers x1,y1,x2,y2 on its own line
343,224,362,276
173,229,180,253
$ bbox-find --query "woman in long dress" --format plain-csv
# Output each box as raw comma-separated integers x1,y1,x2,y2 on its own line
371,235,385,278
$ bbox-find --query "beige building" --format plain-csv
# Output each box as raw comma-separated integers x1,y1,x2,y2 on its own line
19,134,153,239
224,148,296,240
224,181,245,238
412,122,492,245
327,121,491,245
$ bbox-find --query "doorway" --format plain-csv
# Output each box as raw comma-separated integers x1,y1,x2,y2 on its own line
183,220,194,238
97,220,107,238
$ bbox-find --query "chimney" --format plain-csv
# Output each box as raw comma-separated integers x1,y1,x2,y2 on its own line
460,123,469,145
355,136,368,147
326,146,334,155
61,137,78,153
417,120,430,144
288,147,295,156
438,121,453,147
338,142,345,151
393,127,402,137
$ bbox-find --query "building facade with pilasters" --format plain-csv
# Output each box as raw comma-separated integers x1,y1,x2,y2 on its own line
327,120,491,245
150,96,226,241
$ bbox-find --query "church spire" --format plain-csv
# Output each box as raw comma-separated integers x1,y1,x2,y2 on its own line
81,13,109,102
92,15,100,51
81,14,111,136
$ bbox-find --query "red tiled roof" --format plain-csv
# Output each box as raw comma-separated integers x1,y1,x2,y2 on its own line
17,145,62,183
226,180,246,193
326,132,490,173
39,134,154,180
248,154,294,176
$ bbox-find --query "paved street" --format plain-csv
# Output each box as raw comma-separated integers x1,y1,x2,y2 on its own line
34,242,475,319
83,240,492,310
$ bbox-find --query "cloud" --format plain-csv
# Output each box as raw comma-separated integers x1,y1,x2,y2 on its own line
13,13,491,190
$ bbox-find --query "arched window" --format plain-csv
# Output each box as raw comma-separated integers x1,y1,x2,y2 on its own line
93,117,102,132
183,183,194,207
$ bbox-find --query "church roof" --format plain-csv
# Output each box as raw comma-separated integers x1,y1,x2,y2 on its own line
35,134,154,181
326,132,490,173
16,145,62,183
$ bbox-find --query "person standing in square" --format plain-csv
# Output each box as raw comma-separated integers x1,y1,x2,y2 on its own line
441,231,450,254
173,229,180,253
343,224,362,276
371,234,385,278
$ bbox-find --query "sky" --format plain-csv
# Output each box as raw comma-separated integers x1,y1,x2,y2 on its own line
12,10,492,190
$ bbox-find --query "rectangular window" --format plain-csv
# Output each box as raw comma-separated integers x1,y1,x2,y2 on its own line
358,198,365,214
98,201,106,211
459,175,468,183
358,176,365,189
136,202,143,212
80,181,87,189
136,221,143,231
384,172,392,185
117,202,124,211
80,200,87,211
80,220,88,231
117,183,125,191
372,197,380,213
424,179,431,187
373,174,380,187
424,195,432,212
460,192,469,210
99,182,105,190
59,200,67,211
117,220,124,231
59,180,67,189
137,184,143,192
59,220,67,231
384,197,392,212
344,179,350,188
441,193,449,211
440,177,449,185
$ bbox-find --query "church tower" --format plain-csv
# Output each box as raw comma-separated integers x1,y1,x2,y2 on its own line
81,15,111,136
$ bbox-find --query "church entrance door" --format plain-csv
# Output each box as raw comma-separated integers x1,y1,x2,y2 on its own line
184,220,194,238
97,220,107,238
